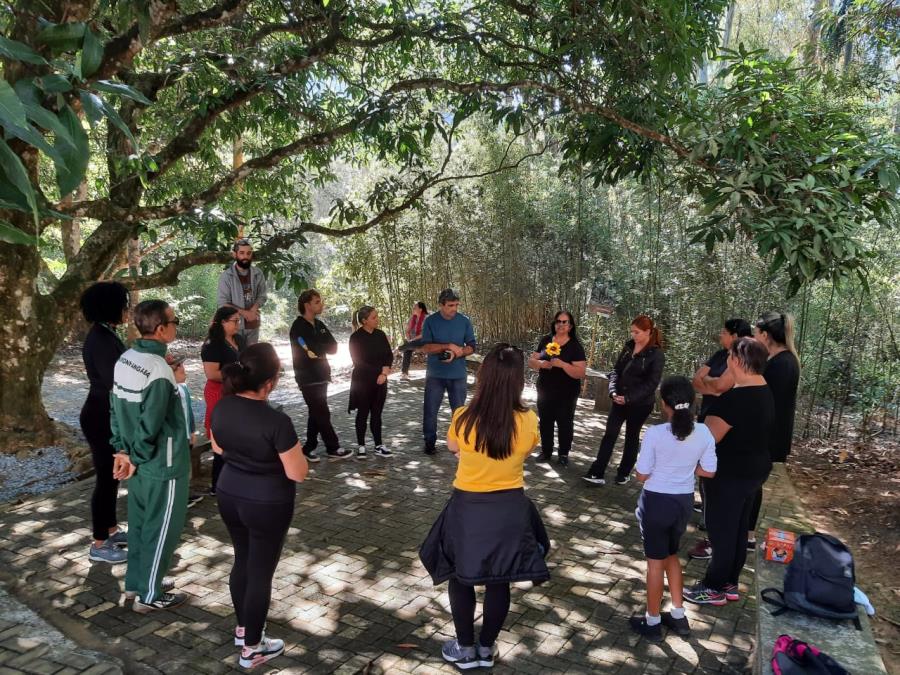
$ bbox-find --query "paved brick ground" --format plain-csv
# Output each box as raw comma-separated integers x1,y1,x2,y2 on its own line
0,377,759,673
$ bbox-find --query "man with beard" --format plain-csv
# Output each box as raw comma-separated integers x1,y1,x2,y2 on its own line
217,238,268,347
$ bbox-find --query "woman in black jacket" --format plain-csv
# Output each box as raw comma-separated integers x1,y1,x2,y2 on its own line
80,282,130,564
348,306,394,459
584,315,665,486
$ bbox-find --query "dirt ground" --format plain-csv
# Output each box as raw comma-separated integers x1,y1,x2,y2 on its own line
786,423,900,674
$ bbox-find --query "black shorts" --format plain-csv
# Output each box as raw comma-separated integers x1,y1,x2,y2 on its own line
636,490,693,560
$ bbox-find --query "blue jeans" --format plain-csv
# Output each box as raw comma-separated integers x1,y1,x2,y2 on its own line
423,376,468,448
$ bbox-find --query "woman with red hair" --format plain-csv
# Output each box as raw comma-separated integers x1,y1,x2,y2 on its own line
584,315,665,486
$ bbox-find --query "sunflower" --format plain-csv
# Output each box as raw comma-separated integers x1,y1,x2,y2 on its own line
545,341,561,357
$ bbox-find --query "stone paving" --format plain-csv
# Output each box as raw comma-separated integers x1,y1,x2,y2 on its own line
1,376,760,674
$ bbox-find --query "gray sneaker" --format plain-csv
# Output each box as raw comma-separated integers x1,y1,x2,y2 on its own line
107,530,128,547
441,640,478,670
476,644,494,667
89,540,127,564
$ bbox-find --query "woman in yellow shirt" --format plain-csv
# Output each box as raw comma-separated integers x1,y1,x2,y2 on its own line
420,343,550,671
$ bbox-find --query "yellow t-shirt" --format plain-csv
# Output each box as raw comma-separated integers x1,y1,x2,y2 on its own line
450,407,540,492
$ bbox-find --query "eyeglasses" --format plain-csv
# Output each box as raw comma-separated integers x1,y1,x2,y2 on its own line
159,317,180,328
555,319,570,324
225,318,241,324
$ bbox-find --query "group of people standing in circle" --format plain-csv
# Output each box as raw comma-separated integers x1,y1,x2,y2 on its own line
75,237,800,669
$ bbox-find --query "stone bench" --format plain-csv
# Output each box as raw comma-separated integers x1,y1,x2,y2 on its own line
754,465,887,674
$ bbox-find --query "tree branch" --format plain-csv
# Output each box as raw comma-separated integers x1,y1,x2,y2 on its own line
120,250,231,290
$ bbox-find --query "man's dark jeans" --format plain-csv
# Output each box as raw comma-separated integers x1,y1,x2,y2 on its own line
423,376,467,450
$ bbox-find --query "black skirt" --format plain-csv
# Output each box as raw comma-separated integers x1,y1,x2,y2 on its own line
419,488,551,586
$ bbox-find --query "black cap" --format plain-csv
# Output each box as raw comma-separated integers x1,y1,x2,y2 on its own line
438,288,460,304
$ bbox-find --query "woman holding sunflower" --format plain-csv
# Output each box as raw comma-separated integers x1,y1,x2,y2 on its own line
528,310,587,467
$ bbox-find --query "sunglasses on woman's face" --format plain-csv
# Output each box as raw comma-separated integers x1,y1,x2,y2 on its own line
556,319,570,324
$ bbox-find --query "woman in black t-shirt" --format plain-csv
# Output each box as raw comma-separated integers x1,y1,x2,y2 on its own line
528,310,587,467
684,338,774,607
348,306,394,459
80,282,130,564
201,306,244,494
210,343,307,670
747,311,801,545
691,318,752,422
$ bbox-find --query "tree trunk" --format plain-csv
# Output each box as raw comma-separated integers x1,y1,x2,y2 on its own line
0,241,63,448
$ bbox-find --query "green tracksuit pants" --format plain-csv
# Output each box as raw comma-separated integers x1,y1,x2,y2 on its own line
124,472,189,603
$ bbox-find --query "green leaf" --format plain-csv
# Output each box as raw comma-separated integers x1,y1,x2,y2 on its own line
79,91,104,126
35,22,86,52
80,28,104,79
55,105,90,196
0,138,39,228
35,75,72,93
0,220,38,246
93,80,152,106
22,101,77,151
0,36,47,65
0,80,28,129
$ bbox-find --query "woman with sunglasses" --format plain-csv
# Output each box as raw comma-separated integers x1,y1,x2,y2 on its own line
420,343,550,670
201,306,245,494
528,311,587,467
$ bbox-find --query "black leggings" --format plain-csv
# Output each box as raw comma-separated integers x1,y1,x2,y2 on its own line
355,384,387,446
749,485,764,532
703,476,765,590
300,383,340,452
80,397,119,542
448,578,511,648
589,402,653,480
218,492,294,645
536,391,578,458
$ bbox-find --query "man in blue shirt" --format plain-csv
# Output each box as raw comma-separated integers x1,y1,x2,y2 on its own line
420,289,477,454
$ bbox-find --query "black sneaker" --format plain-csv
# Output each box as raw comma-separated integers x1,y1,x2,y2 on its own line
187,494,204,508
661,611,691,636
582,472,606,486
423,445,436,455
303,448,320,463
557,456,569,467
535,454,552,463
683,584,727,606
125,578,175,600
476,644,494,668
747,539,757,551
356,445,367,460
693,501,703,513
326,448,353,460
615,474,631,485
239,636,285,669
374,445,393,458
133,592,187,614
628,615,663,642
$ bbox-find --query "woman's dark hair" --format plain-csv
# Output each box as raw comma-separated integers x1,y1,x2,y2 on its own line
453,343,527,460
632,314,664,349
297,288,321,314
206,306,239,344
80,281,130,324
416,301,428,314
723,318,752,338
353,305,376,331
729,337,769,375
549,310,579,341
659,376,696,441
222,343,281,395
755,311,799,360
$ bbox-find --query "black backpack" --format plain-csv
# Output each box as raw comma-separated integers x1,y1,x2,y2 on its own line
761,533,861,629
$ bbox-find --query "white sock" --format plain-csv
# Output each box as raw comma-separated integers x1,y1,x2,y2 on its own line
645,612,661,626
670,606,686,619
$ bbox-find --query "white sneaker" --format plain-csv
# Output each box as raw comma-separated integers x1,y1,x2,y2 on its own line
239,637,285,669
356,445,367,459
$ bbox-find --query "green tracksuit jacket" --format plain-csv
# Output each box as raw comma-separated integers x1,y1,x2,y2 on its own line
110,338,189,603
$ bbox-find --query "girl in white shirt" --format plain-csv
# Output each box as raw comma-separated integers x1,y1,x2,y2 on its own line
631,376,717,641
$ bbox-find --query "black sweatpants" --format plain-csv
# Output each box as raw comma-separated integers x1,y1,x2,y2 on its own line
355,383,387,446
536,391,578,458
703,475,766,590
80,396,119,542
589,402,653,480
299,383,340,452
448,578,511,648
217,491,294,646
401,349,413,374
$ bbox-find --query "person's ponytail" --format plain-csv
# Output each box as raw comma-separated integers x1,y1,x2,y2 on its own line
659,376,696,441
222,343,281,396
